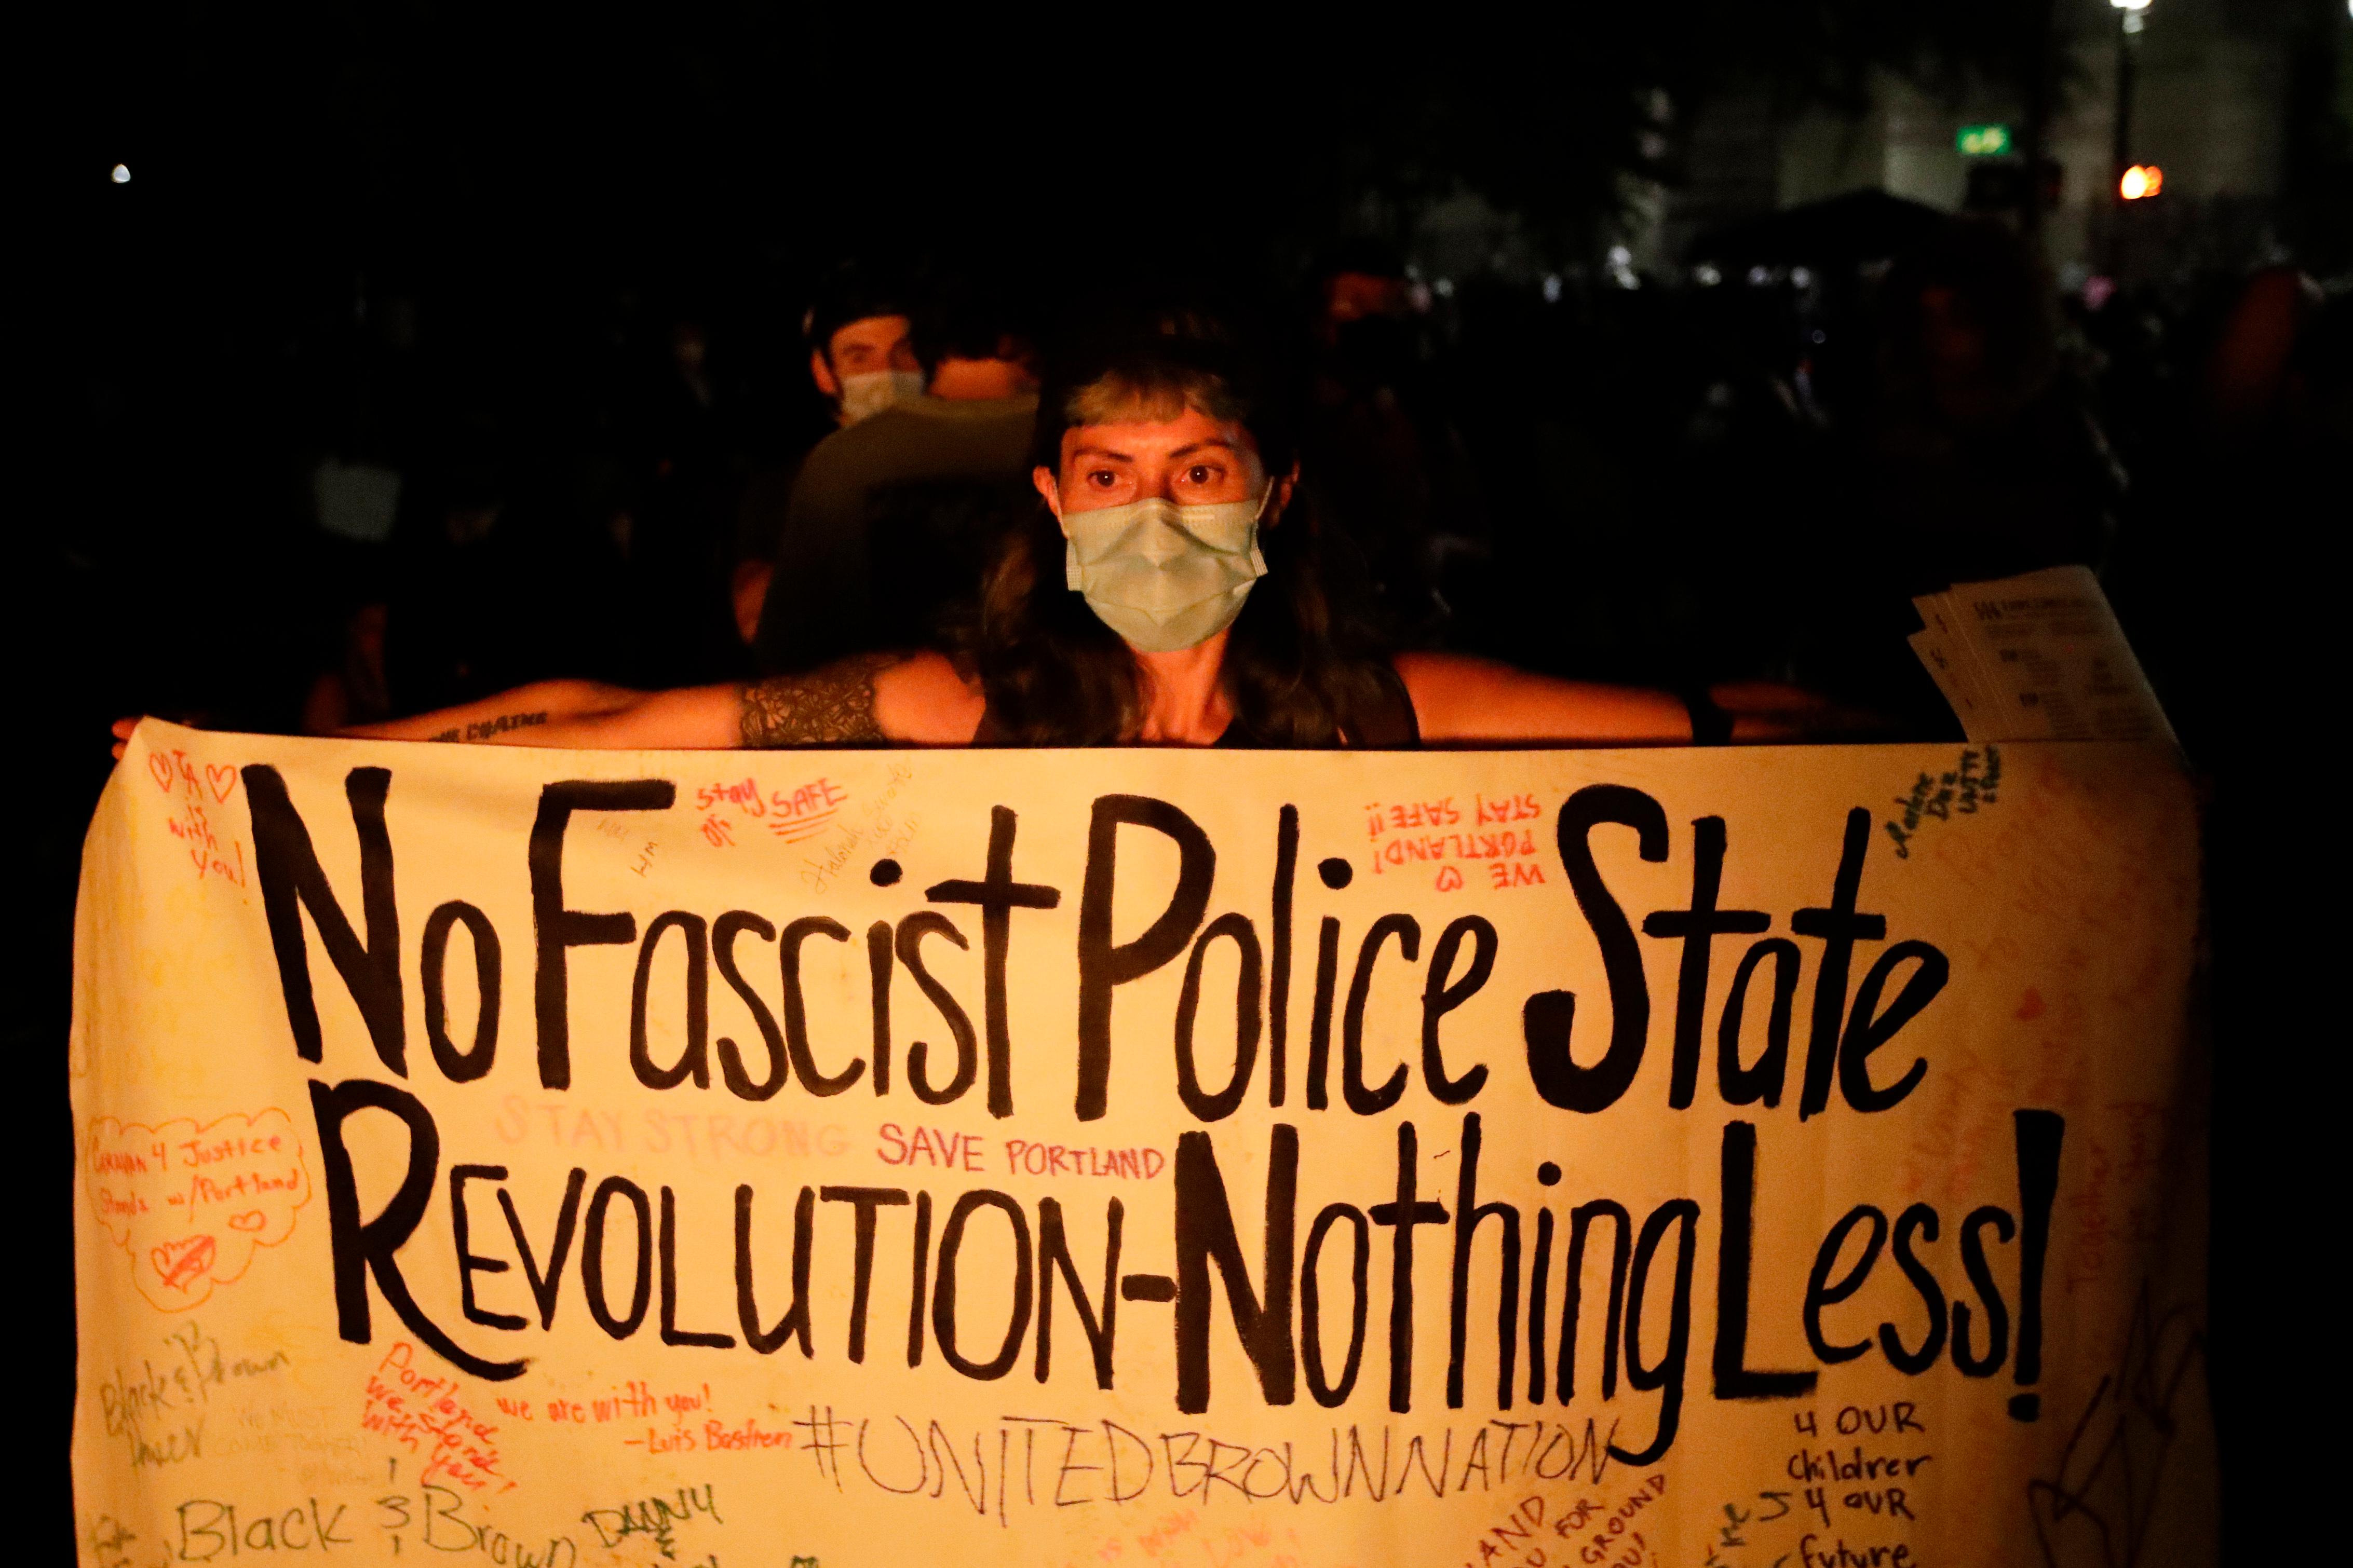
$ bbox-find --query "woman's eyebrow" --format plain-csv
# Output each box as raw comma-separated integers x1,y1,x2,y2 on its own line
1166,440,1237,461
1070,444,1134,463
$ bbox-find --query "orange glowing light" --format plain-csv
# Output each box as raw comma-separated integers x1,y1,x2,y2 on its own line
2119,164,2163,200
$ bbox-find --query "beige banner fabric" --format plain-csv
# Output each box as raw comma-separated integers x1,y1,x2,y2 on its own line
74,723,2212,1567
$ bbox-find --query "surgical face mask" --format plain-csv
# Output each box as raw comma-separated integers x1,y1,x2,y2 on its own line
1061,489,1271,652
836,368,927,424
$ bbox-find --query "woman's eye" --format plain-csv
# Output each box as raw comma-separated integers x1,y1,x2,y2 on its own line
1187,465,1215,485
1087,470,1118,488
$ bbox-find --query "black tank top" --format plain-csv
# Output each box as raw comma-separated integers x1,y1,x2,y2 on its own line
971,660,1421,748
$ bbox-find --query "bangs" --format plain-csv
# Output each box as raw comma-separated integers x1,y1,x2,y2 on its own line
1062,364,1249,431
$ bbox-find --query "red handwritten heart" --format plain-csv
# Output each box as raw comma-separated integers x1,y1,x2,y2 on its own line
206,764,238,803
147,753,174,794
151,1234,217,1292
228,1210,266,1233
1435,866,1465,892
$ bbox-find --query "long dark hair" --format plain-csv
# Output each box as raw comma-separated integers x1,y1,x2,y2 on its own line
971,319,1396,745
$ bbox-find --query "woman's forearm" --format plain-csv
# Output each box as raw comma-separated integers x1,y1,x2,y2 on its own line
1399,653,1693,744
336,656,968,752
513,686,747,748
340,680,650,745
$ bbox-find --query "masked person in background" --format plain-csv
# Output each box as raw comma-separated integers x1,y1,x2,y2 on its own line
750,277,1043,674
296,309,1798,752
809,291,926,427
730,272,926,643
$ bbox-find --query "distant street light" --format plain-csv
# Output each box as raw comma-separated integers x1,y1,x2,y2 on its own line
111,163,130,184
2108,0,2147,237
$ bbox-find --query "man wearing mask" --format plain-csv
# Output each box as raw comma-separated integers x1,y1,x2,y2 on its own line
806,295,926,427
731,275,926,642
749,280,1042,673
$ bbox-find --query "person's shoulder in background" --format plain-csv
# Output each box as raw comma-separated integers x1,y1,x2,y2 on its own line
785,394,1038,533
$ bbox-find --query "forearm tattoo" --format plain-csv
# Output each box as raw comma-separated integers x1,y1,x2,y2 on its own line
739,654,901,747
430,711,549,743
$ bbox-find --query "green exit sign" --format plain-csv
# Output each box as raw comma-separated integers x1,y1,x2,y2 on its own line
1957,124,2014,156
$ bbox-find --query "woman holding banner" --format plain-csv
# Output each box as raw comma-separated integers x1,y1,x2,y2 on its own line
121,319,1792,755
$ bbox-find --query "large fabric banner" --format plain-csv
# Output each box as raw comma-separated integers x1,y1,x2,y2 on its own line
74,723,2213,1566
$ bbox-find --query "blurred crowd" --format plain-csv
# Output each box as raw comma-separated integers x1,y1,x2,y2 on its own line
71,204,2352,754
